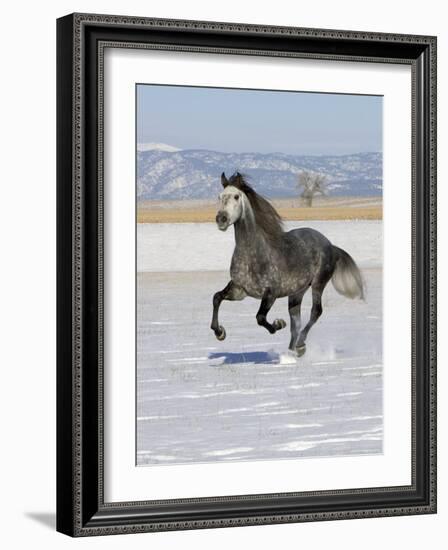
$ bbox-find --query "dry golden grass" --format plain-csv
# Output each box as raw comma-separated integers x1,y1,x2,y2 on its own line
137,198,382,223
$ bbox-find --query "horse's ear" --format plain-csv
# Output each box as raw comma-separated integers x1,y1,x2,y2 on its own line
221,172,229,187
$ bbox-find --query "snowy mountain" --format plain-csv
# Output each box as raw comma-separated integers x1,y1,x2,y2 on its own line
137,148,382,200
137,142,181,153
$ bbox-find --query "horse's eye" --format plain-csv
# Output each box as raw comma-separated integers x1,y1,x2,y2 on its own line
234,194,239,200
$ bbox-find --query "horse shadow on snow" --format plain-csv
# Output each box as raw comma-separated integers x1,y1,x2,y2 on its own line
208,351,279,365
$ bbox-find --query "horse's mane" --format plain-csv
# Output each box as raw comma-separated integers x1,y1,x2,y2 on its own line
228,172,284,241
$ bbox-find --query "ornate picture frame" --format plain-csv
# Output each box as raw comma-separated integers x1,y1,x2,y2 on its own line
56,13,436,536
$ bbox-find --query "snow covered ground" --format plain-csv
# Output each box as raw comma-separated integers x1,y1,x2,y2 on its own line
137,221,383,466
138,220,382,272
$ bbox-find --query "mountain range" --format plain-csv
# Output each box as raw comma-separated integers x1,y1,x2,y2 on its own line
137,144,382,201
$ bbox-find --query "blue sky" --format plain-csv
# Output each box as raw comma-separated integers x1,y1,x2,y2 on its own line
137,84,382,156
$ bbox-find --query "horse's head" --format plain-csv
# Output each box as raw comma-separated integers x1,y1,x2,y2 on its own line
216,172,245,231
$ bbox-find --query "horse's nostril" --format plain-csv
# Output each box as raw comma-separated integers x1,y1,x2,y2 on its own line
216,213,228,225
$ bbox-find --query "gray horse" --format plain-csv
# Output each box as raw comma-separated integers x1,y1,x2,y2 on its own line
210,172,364,356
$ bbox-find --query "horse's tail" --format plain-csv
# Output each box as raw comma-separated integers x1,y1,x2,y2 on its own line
331,245,365,300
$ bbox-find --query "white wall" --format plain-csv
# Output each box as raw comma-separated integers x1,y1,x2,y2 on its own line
0,0,444,548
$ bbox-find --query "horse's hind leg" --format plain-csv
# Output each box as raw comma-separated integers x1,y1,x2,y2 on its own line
296,283,326,355
210,281,246,341
256,289,286,334
288,290,306,352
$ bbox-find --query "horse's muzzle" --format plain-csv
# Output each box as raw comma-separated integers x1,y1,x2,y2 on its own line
216,212,229,231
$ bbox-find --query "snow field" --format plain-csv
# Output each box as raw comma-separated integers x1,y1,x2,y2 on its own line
137,220,382,465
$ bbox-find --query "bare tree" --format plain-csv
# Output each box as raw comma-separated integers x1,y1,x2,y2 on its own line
297,170,328,207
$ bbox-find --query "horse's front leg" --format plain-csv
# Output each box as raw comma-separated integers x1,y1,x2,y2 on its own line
256,289,286,334
210,281,246,341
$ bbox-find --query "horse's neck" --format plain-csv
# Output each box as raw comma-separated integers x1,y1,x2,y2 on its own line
233,211,271,254
234,217,255,248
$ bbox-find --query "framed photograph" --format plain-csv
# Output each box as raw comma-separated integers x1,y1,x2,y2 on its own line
56,13,437,536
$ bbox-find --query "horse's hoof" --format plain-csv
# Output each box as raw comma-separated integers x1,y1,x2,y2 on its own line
215,326,226,341
296,344,306,357
273,319,286,331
